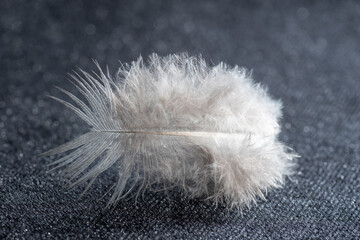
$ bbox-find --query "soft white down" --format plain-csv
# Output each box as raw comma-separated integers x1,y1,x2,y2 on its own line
43,53,296,209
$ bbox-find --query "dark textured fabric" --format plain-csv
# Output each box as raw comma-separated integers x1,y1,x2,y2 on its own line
1,0,359,239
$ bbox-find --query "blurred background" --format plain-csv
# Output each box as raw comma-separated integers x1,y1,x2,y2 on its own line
1,0,359,239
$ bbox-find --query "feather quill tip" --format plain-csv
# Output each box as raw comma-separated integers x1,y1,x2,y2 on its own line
43,53,298,210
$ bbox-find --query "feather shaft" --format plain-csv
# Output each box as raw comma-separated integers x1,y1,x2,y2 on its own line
97,130,252,137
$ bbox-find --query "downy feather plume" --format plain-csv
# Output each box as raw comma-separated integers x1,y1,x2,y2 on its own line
43,53,296,209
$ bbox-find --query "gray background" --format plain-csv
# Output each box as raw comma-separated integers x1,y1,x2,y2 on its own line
1,0,359,239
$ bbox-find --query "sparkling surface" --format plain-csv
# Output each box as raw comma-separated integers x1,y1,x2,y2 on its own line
1,0,359,239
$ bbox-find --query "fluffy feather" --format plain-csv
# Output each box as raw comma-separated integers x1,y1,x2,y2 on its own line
43,53,296,209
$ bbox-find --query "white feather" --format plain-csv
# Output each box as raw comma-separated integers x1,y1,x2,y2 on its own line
43,53,297,209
